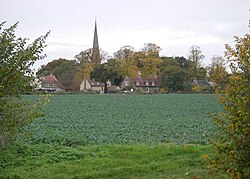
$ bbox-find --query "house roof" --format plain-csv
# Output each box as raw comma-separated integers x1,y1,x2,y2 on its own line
193,80,211,87
125,76,160,87
41,75,63,87
42,75,58,83
86,78,105,87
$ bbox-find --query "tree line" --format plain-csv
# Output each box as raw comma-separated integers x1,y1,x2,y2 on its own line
37,43,229,92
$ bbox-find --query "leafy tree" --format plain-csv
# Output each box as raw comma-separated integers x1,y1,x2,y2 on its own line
141,43,161,58
136,43,162,77
139,57,162,77
159,57,188,91
208,55,229,89
114,45,135,59
105,59,123,86
209,34,250,178
114,46,138,77
0,22,49,148
188,45,205,80
75,48,108,64
74,48,93,64
90,60,121,93
37,58,77,89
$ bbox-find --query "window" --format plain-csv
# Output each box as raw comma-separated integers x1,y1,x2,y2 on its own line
136,81,140,86
145,81,149,86
152,81,155,86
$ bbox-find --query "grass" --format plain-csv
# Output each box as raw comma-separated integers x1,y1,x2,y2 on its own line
0,143,217,179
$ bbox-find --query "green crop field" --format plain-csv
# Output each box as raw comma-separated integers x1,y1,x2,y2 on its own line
1,94,228,179
23,94,222,146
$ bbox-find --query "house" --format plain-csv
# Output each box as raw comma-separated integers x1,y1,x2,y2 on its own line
120,76,160,93
39,75,64,92
80,77,105,93
192,80,213,91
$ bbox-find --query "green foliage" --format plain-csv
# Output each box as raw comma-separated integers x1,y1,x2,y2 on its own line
23,94,222,146
37,58,77,89
208,56,229,89
114,46,138,77
192,85,201,93
0,143,217,178
187,45,207,80
0,22,49,149
0,22,49,97
90,60,122,92
160,57,188,91
210,34,250,178
0,95,50,148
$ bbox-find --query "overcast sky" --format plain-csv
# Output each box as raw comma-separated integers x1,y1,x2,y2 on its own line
1,0,249,69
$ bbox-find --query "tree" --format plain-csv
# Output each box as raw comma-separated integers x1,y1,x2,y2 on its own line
209,34,250,178
159,57,188,91
208,56,229,89
0,22,49,148
188,45,205,79
114,46,138,77
74,48,93,64
75,48,108,64
136,43,162,77
90,60,121,93
114,45,135,59
37,58,77,89
141,43,161,58
139,57,162,77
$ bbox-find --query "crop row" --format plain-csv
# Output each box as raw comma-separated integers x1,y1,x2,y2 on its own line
23,94,222,145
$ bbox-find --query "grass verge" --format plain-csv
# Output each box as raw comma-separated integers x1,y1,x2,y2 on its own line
0,143,226,178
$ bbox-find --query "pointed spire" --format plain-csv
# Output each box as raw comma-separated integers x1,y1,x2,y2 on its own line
92,20,100,63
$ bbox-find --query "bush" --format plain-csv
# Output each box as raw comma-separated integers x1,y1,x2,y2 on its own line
0,95,49,148
192,85,201,93
209,34,250,178
0,22,49,149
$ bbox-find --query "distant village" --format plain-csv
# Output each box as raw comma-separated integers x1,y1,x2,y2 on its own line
36,21,228,94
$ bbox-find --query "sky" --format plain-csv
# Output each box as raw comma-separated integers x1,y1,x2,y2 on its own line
1,0,249,70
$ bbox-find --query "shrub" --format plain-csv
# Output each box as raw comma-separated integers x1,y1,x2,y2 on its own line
192,85,201,93
0,22,49,149
209,34,250,178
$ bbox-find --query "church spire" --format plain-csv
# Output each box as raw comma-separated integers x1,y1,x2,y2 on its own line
92,20,100,63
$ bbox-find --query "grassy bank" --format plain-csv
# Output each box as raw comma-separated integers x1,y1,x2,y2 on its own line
0,143,222,179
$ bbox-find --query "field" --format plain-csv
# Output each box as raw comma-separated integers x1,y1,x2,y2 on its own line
1,94,227,178
24,94,222,145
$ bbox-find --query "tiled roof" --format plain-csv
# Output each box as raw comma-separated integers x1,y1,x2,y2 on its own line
41,75,63,88
126,76,160,87
86,78,105,87
41,75,59,83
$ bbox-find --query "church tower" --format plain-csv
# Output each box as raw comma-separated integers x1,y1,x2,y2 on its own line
92,20,101,64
